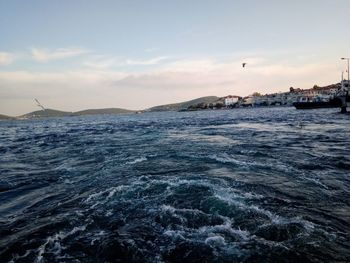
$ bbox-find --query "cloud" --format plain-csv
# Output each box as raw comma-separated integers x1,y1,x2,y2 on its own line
83,57,121,69
31,47,89,62
82,55,169,69
0,70,127,87
0,52,15,65
0,56,339,116
126,56,168,66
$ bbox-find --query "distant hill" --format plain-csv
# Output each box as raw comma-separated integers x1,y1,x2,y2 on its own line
19,108,134,119
15,97,222,119
0,114,13,120
20,109,73,119
146,96,220,112
73,108,134,116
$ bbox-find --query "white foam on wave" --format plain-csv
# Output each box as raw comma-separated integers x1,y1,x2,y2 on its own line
198,219,250,241
249,205,279,222
126,156,147,165
167,177,264,203
215,189,284,224
9,250,31,263
213,187,317,236
301,175,329,189
55,163,74,172
169,132,238,145
93,174,318,247
205,235,226,246
161,204,176,213
209,154,249,166
213,192,248,210
163,230,187,241
91,230,106,245
85,190,107,203
160,203,251,247
241,191,264,199
35,225,86,263
67,225,87,236
161,204,204,215
160,204,187,224
84,185,127,207
209,153,295,174
133,175,296,231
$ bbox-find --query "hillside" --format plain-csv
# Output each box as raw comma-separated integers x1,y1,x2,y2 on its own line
0,114,13,120
20,109,73,119
147,96,220,112
73,108,134,116
16,96,224,118
19,107,134,119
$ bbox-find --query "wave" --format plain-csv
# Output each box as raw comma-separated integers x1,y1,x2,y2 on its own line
125,156,147,165
35,225,87,263
1,108,349,262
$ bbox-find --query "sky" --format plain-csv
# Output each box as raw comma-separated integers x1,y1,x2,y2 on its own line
1,0,350,116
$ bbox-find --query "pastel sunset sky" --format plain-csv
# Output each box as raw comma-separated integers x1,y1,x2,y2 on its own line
1,0,350,115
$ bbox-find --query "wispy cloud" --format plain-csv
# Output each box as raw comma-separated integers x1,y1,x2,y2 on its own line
83,56,121,69
0,52,15,65
83,55,169,69
126,56,168,66
31,47,89,62
0,55,340,116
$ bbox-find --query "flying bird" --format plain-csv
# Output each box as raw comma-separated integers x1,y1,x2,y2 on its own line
242,63,247,68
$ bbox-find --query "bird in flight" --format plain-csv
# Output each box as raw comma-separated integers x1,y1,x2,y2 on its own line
242,63,247,68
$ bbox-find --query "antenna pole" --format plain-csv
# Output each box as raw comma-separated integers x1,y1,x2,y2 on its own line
34,98,46,111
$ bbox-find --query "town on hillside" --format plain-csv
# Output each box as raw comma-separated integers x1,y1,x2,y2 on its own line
186,80,349,111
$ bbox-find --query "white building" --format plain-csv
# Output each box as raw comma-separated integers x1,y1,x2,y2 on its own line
242,96,254,106
224,95,240,106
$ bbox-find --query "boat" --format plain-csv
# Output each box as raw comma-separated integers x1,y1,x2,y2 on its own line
293,96,342,109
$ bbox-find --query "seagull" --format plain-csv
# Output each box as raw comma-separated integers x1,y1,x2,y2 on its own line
242,63,247,68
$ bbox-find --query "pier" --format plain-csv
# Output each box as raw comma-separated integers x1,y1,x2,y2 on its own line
336,81,349,114
339,58,350,113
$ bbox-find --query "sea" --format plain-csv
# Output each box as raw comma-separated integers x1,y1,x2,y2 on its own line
0,107,349,263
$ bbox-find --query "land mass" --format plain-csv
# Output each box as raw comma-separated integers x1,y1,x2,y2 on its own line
20,109,73,119
74,108,134,116
0,114,13,120
146,96,220,112
1,82,345,119
18,108,135,119
2,97,222,119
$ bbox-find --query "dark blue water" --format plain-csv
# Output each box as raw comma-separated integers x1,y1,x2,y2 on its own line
0,107,349,262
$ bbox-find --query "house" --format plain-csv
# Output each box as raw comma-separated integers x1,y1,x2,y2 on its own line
242,96,254,106
224,95,241,106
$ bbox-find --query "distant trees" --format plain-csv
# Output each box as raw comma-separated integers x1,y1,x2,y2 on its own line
187,102,208,111
252,92,262,97
215,102,224,109
187,101,224,111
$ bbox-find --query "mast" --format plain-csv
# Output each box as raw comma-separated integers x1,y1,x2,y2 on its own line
34,98,46,111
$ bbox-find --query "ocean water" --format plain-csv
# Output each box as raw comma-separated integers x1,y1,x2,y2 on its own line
0,107,349,263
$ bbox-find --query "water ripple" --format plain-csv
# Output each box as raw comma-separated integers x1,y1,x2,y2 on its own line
0,108,349,262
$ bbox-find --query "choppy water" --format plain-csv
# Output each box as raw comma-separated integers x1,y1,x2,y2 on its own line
0,107,350,262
